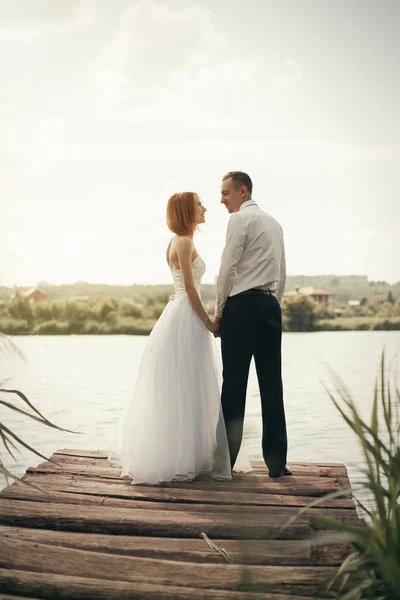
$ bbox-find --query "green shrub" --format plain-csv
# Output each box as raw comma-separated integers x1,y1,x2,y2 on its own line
32,320,71,335
96,299,118,322
83,320,103,335
0,318,30,335
35,301,62,321
8,300,34,325
119,300,144,319
355,322,371,331
114,317,155,335
316,321,346,331
282,296,318,332
371,320,400,331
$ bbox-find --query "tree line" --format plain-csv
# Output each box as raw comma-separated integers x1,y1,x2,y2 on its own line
1,291,399,335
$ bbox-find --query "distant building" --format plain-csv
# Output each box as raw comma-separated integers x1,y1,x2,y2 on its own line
284,286,336,307
12,287,48,304
286,275,368,290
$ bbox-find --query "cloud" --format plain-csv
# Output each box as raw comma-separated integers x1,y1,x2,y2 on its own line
11,116,68,173
65,139,400,163
91,2,262,130
0,0,96,42
93,55,262,130
92,2,225,87
273,58,304,88
89,3,307,135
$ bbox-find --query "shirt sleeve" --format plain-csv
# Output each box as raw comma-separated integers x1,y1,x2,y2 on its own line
275,233,286,305
215,214,246,317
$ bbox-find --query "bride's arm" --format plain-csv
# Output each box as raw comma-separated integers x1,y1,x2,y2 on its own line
175,236,218,334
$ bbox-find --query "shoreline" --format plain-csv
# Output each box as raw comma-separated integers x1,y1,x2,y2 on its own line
2,319,399,336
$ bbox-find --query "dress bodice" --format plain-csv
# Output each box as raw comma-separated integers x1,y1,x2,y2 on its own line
170,254,206,298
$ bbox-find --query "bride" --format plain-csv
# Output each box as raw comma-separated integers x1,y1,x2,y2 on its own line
111,191,250,484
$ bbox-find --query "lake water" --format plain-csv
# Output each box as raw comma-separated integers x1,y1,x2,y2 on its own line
1,331,399,497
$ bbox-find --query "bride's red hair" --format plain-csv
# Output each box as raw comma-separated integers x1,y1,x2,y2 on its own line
166,192,197,236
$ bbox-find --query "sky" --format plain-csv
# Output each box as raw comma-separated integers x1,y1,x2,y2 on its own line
1,0,399,287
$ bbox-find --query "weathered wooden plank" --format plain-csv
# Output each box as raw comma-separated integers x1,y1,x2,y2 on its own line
0,450,359,598
0,491,356,522
0,499,359,539
0,537,343,595
26,462,346,496
0,525,350,566
56,454,348,479
19,472,355,509
251,466,347,478
53,454,347,478
54,449,346,472
0,568,319,600
134,476,348,497
0,595,39,600
1,480,355,515
55,448,109,459
27,461,123,479
50,456,108,467
251,459,347,472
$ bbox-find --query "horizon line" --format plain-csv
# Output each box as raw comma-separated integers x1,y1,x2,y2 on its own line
2,275,399,289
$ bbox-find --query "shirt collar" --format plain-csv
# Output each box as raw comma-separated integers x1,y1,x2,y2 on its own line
239,199,257,211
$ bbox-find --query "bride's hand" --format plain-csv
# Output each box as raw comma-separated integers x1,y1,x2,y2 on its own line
205,318,219,335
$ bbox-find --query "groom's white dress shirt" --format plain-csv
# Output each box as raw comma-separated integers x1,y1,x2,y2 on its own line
215,199,286,318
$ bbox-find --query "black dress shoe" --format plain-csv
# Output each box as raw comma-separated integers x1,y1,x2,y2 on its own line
269,466,293,478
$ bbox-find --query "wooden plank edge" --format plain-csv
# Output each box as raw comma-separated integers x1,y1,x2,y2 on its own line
1,480,356,512
0,568,320,600
54,449,347,470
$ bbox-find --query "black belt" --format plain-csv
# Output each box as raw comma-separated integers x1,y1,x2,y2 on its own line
234,289,275,297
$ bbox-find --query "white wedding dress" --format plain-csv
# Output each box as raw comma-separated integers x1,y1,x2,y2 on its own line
111,254,251,484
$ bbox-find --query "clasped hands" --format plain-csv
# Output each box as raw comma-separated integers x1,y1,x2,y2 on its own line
205,316,222,338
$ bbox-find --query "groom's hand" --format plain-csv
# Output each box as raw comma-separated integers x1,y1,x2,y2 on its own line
213,316,222,337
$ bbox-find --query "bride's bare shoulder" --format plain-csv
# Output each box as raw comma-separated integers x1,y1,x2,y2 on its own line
174,236,193,252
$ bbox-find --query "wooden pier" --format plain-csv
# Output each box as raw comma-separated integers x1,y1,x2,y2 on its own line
0,449,361,599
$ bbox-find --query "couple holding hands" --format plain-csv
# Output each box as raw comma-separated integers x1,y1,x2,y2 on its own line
112,171,290,484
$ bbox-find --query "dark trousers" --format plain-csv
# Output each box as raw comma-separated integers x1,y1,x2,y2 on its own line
220,291,288,475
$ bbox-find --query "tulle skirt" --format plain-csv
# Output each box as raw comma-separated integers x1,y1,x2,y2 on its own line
110,295,250,484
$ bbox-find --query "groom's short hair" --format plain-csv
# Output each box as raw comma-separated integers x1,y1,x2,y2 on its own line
222,171,253,196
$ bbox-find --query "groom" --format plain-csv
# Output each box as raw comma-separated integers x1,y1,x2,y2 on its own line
214,171,291,478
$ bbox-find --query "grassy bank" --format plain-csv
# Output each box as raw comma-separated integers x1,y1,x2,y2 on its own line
317,316,400,331
0,316,157,336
